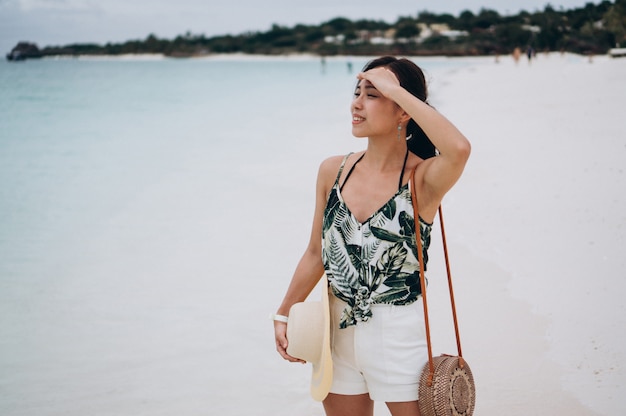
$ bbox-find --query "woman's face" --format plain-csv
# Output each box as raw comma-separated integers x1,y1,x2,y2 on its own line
350,78,402,139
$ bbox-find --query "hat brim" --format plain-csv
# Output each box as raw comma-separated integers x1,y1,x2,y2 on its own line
310,275,332,401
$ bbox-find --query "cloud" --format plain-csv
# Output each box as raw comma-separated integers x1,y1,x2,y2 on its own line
18,0,83,11
0,0,18,9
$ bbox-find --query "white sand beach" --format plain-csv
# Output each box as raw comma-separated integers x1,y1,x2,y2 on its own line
1,53,624,416
266,53,626,415
414,52,626,415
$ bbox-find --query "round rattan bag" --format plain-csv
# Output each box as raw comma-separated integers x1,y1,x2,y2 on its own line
418,355,475,416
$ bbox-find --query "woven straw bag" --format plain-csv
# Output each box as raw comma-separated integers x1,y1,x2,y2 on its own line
418,354,475,416
411,176,476,416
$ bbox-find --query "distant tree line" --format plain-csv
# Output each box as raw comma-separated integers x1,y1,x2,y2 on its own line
6,0,626,60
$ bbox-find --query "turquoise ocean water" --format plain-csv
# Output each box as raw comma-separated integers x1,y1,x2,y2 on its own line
0,55,466,287
0,55,469,415
0,57,353,278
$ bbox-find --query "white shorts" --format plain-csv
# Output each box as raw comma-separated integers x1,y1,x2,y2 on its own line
329,294,428,402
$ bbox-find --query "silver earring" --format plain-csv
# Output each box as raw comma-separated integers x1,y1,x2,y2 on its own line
397,123,402,140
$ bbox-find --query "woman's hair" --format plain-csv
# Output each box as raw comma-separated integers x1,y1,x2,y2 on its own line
361,56,436,159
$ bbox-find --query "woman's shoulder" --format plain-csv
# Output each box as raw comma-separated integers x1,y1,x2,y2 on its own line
316,151,363,190
318,151,362,176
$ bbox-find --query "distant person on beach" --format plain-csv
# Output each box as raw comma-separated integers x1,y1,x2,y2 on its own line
273,56,471,416
526,46,535,63
513,47,522,64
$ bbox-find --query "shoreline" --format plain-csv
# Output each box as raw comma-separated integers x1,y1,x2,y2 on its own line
3,51,614,63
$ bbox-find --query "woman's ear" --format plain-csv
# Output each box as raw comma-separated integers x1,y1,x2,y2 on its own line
399,110,411,124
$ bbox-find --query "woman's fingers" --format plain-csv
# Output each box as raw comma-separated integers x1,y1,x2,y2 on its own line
274,322,306,363
356,67,400,98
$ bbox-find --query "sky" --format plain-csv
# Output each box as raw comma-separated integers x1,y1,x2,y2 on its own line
1,0,601,54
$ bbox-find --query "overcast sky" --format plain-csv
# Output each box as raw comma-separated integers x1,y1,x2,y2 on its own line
1,0,599,54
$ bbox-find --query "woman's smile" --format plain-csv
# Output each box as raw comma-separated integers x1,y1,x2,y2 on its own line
352,114,365,125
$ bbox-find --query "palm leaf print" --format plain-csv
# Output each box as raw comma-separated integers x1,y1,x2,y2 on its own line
338,306,356,329
345,244,363,273
380,199,396,220
370,226,411,243
376,243,407,279
339,211,359,244
398,211,414,238
367,263,382,292
381,271,416,288
361,236,381,265
326,230,358,296
372,287,409,303
323,188,341,232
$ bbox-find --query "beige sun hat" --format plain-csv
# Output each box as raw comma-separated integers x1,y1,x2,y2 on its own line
286,275,333,401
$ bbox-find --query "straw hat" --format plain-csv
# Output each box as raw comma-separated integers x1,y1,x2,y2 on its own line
286,275,333,401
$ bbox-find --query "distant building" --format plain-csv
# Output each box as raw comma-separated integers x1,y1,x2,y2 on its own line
522,25,542,34
370,29,396,45
417,23,468,41
324,23,468,47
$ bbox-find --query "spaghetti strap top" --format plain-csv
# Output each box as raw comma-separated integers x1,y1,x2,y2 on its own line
340,149,409,192
322,151,432,329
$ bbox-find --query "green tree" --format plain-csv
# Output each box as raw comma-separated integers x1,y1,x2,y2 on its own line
604,0,626,46
532,5,565,49
474,9,502,29
395,17,420,39
323,17,354,34
495,23,532,50
144,34,166,53
416,11,455,25
354,19,391,31
454,10,476,31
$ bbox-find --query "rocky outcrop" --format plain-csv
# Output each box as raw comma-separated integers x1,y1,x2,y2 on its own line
6,42,43,61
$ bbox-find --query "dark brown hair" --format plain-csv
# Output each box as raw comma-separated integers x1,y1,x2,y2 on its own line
362,56,436,159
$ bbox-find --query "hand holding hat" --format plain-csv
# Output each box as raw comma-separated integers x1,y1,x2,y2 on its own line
272,315,305,363
272,274,333,401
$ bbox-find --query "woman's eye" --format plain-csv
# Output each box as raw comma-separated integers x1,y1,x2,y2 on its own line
353,89,377,99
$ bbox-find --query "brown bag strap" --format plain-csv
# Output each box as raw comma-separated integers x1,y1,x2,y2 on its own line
410,171,465,386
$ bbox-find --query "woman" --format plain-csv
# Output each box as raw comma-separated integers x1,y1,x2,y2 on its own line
273,56,470,416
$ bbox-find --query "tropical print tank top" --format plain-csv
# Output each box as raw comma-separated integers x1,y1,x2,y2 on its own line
322,153,432,329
